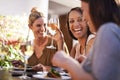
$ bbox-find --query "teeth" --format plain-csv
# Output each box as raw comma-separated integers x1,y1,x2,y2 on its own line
39,31,43,34
74,28,80,31
75,31,81,34
74,28,82,32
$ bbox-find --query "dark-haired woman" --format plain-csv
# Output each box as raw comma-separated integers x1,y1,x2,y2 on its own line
67,7,95,62
52,0,120,80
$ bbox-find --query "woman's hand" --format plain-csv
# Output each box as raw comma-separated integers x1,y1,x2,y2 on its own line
76,55,86,63
54,26,64,41
52,24,64,50
32,63,46,71
32,63,51,71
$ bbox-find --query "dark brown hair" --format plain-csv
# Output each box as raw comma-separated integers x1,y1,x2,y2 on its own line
66,7,91,40
81,0,120,31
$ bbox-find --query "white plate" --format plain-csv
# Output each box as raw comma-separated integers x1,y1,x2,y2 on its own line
37,71,48,75
10,70,24,75
33,74,71,80
13,67,33,71
33,71,71,80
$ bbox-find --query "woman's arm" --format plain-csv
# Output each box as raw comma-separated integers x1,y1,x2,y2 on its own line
52,50,94,80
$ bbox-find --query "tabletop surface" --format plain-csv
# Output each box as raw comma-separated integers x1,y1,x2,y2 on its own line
0,69,38,80
0,67,71,80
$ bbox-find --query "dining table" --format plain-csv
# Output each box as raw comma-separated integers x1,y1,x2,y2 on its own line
0,67,71,80
0,69,38,80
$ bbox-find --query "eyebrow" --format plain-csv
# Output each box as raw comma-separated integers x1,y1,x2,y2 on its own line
69,16,82,19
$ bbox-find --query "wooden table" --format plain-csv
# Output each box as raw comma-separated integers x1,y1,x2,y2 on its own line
0,70,38,80
0,69,71,80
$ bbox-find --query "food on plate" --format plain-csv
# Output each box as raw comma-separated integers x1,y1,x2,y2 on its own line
11,60,24,67
46,68,61,78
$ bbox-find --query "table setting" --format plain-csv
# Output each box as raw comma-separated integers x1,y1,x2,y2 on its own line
0,66,71,80
32,67,71,80
10,66,37,77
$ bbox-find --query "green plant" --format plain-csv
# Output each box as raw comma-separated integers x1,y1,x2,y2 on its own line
0,15,32,68
0,42,24,68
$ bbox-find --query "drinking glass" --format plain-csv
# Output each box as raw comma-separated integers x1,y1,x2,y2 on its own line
19,42,33,80
46,17,59,49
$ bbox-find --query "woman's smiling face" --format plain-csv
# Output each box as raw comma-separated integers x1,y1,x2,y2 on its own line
68,10,88,39
30,17,46,39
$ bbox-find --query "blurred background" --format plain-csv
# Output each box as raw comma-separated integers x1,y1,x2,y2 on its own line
0,0,80,53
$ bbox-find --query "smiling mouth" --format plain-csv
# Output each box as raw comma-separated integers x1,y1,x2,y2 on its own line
38,31,45,35
74,28,82,33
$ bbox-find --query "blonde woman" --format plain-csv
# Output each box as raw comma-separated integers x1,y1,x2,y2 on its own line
28,7,69,71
